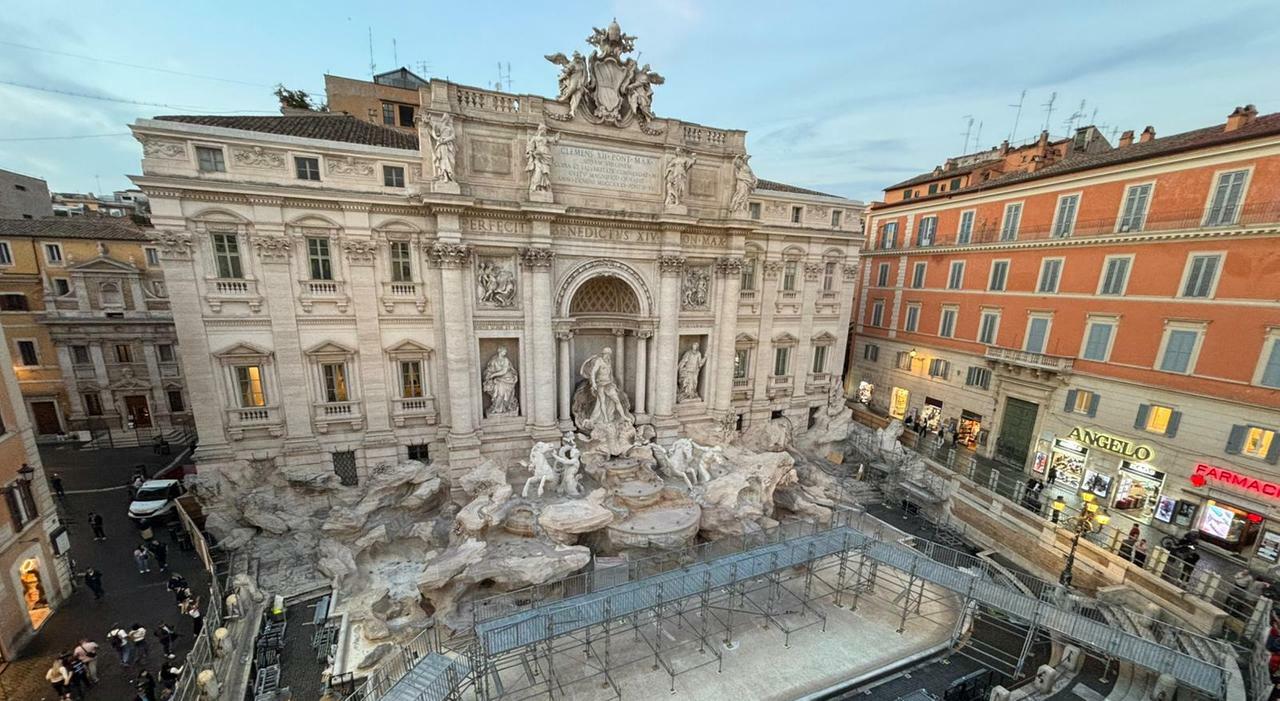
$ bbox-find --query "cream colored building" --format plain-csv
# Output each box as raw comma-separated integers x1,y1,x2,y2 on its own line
130,25,863,491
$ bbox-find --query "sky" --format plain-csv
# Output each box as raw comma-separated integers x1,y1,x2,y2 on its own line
2,0,1279,203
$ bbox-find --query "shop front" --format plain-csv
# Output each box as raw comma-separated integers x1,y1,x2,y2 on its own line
921,397,943,432
957,410,983,448
1111,461,1167,523
1187,462,1277,555
889,387,909,420
1049,437,1088,488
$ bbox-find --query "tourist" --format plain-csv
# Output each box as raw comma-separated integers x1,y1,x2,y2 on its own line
158,622,179,659
148,539,169,571
88,511,106,540
160,662,183,692
51,473,66,500
108,625,130,665
65,651,89,697
129,622,150,661
45,657,71,700
1046,465,1058,485
134,544,152,574
167,573,189,603
188,597,204,636
73,638,100,684
84,568,104,600
136,668,157,701
1134,539,1149,568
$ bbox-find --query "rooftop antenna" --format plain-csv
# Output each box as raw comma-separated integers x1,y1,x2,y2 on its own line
1008,89,1027,142
1063,99,1087,133
961,115,975,153
495,62,512,92
974,121,983,149
415,61,432,78
367,27,376,78
393,38,398,68
1090,106,1099,125
1041,91,1058,134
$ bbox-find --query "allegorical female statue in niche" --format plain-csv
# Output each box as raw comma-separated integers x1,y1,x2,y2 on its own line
483,347,519,416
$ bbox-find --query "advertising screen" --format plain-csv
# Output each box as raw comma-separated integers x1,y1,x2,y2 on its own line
1199,503,1235,539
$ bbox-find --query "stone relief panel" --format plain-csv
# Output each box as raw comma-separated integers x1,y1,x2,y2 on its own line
688,165,718,199
140,137,187,160
681,265,711,311
327,156,376,177
677,334,709,402
476,255,518,309
479,338,520,418
469,138,514,176
232,146,286,170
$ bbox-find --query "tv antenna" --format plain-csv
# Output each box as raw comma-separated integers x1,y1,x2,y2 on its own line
1008,89,1026,142
415,61,432,78
392,38,399,67
367,27,376,78
974,121,983,150
1041,91,1058,133
961,115,975,153
495,62,512,92
1063,99,1087,133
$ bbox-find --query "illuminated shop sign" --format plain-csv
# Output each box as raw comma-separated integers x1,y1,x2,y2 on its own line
1191,463,1280,499
1066,427,1155,462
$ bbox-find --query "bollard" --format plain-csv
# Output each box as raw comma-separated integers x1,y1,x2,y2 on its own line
213,627,231,657
1148,673,1176,701
989,686,1011,701
1034,664,1059,694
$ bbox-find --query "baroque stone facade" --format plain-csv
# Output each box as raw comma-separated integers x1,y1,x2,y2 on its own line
131,25,863,505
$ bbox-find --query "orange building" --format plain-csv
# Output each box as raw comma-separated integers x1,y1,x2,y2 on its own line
850,105,1280,564
324,68,428,133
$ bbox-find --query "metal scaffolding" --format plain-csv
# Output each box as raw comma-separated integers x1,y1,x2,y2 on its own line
370,506,1231,701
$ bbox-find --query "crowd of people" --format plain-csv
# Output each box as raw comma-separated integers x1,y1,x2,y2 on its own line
46,571,201,701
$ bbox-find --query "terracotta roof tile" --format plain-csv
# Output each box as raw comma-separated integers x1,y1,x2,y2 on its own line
0,218,150,241
755,178,840,198
153,114,419,150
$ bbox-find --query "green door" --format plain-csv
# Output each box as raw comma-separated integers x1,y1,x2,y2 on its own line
995,397,1038,468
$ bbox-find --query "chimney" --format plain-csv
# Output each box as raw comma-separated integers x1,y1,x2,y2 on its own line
1118,130,1134,148
999,140,1010,156
1139,126,1156,143
1226,104,1258,132
1037,130,1049,149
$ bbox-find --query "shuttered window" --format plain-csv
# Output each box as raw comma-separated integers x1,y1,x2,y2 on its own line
1135,403,1180,437
1063,389,1099,417
1118,184,1152,232
1052,194,1079,237
1226,425,1279,464
1205,170,1247,226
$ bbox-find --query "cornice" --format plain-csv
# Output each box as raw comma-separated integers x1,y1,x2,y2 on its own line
857,225,1280,258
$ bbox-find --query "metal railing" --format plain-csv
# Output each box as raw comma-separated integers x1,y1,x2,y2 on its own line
344,624,443,701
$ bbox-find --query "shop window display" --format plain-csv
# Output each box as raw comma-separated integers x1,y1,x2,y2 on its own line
1081,469,1113,498
1197,499,1263,552
890,387,909,419
957,410,983,448
1256,531,1280,563
1050,438,1087,488
921,398,943,432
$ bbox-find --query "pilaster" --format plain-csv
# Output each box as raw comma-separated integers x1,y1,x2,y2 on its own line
711,256,743,415
521,246,558,439
652,254,684,436
429,239,481,494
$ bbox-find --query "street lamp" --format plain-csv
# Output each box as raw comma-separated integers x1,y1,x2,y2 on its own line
1058,491,1111,588
16,463,34,483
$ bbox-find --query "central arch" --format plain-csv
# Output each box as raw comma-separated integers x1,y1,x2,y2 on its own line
555,260,653,319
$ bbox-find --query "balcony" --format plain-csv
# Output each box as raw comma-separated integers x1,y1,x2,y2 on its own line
313,400,363,433
984,347,1074,377
299,279,350,313
225,405,283,440
381,280,428,313
391,396,437,427
205,277,262,313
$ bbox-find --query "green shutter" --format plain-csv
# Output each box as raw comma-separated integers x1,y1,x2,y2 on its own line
1064,390,1078,413
1087,393,1100,418
1134,404,1150,430
1225,425,1247,454
1165,411,1181,438
1267,436,1280,465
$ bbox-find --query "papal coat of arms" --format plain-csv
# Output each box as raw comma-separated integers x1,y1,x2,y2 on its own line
545,20,664,130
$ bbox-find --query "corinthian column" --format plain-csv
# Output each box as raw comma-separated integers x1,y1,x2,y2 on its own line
429,241,479,493
521,247,558,439
634,330,650,417
711,256,743,415
652,255,684,432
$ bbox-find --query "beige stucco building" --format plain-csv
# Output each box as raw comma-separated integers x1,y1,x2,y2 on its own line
130,26,863,492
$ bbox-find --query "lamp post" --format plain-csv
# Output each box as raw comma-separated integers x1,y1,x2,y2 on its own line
1055,491,1111,588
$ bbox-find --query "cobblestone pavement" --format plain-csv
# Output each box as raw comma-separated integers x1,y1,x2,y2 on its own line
0,444,207,701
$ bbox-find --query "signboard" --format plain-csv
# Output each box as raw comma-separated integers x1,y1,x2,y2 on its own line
1191,462,1280,499
1066,426,1155,462
1257,531,1280,563
1032,451,1048,474
551,144,660,193
1154,495,1176,523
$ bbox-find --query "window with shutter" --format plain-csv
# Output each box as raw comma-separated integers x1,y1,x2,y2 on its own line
1181,255,1221,298
1052,194,1079,237
1024,317,1050,353
1159,329,1199,373
1082,322,1114,362
1000,203,1022,241
1261,339,1280,389
1204,170,1248,226
1226,425,1248,455
1099,257,1130,296
957,211,975,244
1118,183,1152,231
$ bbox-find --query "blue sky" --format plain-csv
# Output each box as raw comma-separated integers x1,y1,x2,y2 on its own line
2,0,1278,202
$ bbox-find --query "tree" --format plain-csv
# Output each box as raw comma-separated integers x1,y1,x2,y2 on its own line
273,84,327,112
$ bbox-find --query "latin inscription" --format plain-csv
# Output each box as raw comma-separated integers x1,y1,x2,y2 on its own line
680,232,727,248
463,217,529,236
554,224,660,244
552,145,660,193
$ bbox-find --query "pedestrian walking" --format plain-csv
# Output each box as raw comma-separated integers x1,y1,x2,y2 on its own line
65,652,89,698
148,539,169,571
129,622,150,661
51,472,66,500
73,638,99,684
88,512,106,540
1046,465,1058,485
160,662,183,691
108,625,130,665
133,544,152,574
158,622,179,659
45,657,72,700
131,473,146,497
136,669,157,701
84,568,104,600
188,598,204,636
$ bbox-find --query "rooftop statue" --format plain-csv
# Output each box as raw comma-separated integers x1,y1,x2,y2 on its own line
545,19,665,130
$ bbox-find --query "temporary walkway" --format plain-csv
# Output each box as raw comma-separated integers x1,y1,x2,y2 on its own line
373,508,1230,701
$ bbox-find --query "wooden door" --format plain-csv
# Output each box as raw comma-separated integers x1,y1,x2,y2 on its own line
995,397,1038,468
124,395,152,428
30,402,61,435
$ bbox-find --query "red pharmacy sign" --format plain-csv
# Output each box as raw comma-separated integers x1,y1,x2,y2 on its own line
1191,463,1280,498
